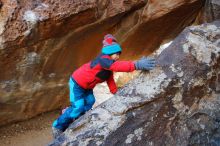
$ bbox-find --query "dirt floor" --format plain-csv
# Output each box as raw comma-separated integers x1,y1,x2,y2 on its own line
0,110,60,146
0,83,113,146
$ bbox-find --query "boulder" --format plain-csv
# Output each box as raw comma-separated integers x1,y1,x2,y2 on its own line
50,21,220,146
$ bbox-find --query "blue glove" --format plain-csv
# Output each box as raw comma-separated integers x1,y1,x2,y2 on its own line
135,57,156,70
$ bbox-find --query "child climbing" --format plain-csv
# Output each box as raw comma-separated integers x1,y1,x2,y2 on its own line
52,34,156,138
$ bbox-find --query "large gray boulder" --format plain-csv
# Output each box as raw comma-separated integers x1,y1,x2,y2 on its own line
49,21,220,146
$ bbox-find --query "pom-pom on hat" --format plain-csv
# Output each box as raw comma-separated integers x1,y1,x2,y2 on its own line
102,34,122,55
102,34,117,47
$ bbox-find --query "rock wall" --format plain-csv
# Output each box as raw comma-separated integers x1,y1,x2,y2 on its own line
50,21,220,146
0,0,204,125
197,0,220,23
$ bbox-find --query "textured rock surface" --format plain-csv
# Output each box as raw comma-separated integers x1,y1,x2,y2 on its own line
49,21,220,146
197,0,220,23
0,0,204,125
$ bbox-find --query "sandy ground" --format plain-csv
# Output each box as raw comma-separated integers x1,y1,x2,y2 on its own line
0,83,113,146
0,111,60,146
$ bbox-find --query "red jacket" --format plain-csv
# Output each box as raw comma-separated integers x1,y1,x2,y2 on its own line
72,54,135,94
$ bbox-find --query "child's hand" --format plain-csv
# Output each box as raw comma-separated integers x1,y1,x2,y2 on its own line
135,57,156,71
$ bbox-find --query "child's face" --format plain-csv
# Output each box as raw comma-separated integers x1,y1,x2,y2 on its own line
110,53,120,60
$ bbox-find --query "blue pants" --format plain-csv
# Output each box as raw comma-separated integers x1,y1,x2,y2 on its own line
52,77,95,131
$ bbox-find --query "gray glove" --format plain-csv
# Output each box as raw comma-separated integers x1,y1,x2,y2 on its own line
135,57,156,70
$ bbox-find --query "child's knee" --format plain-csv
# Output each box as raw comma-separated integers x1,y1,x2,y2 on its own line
86,94,95,105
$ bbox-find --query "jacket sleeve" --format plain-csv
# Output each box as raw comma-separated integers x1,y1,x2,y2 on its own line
106,74,118,94
109,61,136,72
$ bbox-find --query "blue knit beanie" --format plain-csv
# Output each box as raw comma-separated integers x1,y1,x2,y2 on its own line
101,34,122,55
102,43,122,55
